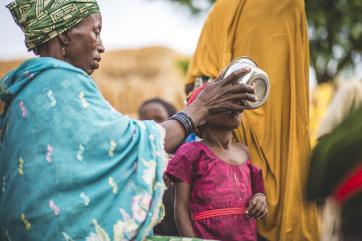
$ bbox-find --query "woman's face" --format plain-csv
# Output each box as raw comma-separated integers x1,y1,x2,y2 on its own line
64,13,105,75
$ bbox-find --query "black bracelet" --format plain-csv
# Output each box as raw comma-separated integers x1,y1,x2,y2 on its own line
169,112,196,136
179,112,195,131
179,112,196,133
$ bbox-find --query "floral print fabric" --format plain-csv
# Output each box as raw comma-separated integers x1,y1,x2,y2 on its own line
0,57,167,241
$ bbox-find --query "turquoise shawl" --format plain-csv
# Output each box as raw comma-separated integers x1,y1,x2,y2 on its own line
0,57,167,241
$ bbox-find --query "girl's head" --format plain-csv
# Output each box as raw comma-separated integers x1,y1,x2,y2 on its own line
139,98,177,123
187,85,242,136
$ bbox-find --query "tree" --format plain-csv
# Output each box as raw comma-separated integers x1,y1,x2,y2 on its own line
163,0,362,84
166,0,215,14
306,0,362,84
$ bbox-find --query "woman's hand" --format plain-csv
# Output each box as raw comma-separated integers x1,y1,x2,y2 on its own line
161,67,256,153
193,67,256,117
247,193,268,219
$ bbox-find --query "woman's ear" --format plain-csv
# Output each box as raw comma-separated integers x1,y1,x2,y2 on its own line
32,47,39,56
58,32,69,45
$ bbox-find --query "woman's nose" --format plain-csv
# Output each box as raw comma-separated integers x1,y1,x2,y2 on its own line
98,39,105,53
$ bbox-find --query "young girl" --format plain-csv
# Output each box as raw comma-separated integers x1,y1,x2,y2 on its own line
166,86,268,241
139,98,179,236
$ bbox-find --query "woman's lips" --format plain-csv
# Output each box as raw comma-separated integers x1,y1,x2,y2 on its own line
92,59,101,69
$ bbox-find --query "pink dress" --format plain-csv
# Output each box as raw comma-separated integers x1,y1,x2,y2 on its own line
166,142,264,241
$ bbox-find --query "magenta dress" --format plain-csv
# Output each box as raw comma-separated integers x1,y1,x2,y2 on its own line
166,142,264,241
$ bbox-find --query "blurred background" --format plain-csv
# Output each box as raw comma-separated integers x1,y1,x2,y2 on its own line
0,0,361,143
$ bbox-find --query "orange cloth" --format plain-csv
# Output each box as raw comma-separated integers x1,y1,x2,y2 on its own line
187,0,319,240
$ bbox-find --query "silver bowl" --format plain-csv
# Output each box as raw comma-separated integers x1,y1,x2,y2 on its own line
222,57,270,109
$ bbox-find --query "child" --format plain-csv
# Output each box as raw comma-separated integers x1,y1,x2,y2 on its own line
139,98,179,236
139,98,177,124
166,85,268,241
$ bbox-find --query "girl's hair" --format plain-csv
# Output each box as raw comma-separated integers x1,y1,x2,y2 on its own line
138,98,177,118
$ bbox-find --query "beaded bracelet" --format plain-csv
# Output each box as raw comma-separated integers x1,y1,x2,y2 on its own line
169,112,196,136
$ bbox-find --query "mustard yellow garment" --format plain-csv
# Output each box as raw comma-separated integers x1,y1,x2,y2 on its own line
187,0,319,240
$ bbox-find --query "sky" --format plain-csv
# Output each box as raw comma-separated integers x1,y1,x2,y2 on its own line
0,0,208,60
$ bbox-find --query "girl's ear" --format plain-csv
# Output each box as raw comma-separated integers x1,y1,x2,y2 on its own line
195,124,206,139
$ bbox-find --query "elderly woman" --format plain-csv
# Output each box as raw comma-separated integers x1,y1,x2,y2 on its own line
0,0,256,240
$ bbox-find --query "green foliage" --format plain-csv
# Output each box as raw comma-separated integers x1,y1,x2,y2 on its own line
176,59,190,76
163,0,362,84
306,0,362,83
168,0,215,14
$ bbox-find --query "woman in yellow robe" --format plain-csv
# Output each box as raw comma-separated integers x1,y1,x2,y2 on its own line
187,0,319,240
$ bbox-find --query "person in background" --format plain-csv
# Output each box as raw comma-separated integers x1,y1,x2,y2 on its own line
186,0,319,240
307,107,362,241
166,85,268,241
139,98,179,236
318,79,362,138
315,79,362,241
139,98,177,124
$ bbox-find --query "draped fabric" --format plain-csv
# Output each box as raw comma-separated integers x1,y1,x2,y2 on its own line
308,108,362,201
187,0,319,240
0,57,166,241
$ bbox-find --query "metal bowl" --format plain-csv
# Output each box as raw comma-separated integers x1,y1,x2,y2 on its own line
222,57,270,109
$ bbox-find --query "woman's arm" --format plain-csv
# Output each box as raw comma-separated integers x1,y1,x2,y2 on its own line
174,181,195,237
161,101,207,153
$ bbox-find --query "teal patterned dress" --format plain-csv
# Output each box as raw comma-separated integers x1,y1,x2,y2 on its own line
0,57,209,241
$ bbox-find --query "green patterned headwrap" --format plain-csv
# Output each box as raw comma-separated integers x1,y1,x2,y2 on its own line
7,0,100,51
